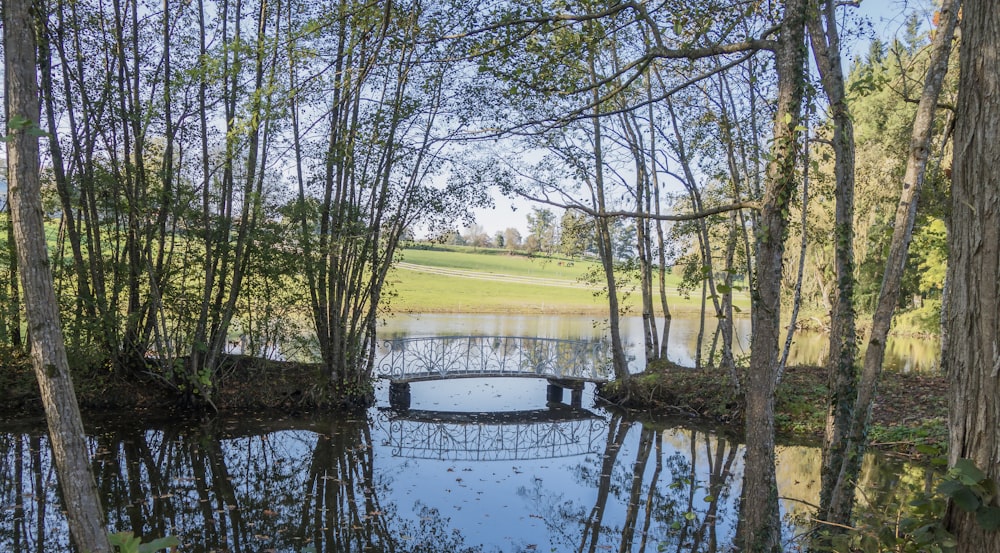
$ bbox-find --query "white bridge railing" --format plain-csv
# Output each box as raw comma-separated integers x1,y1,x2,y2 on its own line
377,335,612,383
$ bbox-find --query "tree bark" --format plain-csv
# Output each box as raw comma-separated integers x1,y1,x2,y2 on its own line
820,0,960,531
945,0,1000,550
739,0,808,551
588,50,630,380
808,0,859,531
3,1,111,550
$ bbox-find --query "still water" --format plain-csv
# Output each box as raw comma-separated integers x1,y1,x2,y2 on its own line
379,313,941,373
0,314,939,551
1,385,933,552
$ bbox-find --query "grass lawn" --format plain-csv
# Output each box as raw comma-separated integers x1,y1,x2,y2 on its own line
401,245,595,280
389,244,750,314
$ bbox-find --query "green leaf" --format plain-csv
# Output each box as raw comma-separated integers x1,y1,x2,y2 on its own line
937,479,964,497
951,487,982,513
109,531,142,551
953,458,987,484
683,511,696,521
976,506,1000,531
7,115,30,129
109,531,179,553
137,536,180,553
702,494,715,502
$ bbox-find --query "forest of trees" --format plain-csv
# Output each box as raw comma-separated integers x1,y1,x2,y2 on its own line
3,0,998,551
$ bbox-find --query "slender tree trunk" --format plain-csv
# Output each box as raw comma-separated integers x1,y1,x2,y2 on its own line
189,0,214,376
35,3,95,350
665,96,725,371
944,0,1000,549
588,50,629,380
648,100,672,360
779,116,810,378
739,0,807,550
807,1,861,534
4,2,110,550
818,0,959,531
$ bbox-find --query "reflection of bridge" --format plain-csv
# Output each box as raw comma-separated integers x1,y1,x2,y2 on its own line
378,336,612,409
383,405,606,461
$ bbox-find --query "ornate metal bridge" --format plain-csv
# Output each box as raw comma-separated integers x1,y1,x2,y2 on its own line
382,405,606,461
377,335,612,409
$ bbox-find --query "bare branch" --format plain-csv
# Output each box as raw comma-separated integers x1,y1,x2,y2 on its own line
513,188,759,222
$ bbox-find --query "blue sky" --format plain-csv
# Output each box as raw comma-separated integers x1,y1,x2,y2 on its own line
469,0,940,238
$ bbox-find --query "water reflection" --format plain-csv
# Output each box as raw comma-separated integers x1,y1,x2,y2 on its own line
0,407,934,553
384,406,605,460
380,314,941,373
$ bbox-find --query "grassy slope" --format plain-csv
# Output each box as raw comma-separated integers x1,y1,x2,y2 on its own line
387,244,750,314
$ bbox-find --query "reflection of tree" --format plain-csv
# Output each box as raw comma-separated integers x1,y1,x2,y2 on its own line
517,421,743,553
300,422,392,551
0,417,493,553
579,413,634,553
0,435,25,550
619,426,654,552
0,417,863,552
94,425,178,545
199,426,248,552
396,503,483,553
688,434,739,553
296,418,487,553
0,433,64,551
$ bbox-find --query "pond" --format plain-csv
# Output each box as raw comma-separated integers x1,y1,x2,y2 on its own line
0,313,940,551
379,313,942,373
1,380,934,552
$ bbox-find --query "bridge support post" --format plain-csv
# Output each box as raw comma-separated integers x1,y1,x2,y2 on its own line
546,383,564,403
546,378,585,407
389,382,411,410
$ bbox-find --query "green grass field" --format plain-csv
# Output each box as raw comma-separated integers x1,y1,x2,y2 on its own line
387,244,749,315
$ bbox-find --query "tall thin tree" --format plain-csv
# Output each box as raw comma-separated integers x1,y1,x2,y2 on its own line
3,1,111,549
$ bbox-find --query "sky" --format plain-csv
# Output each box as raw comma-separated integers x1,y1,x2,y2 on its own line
465,0,939,238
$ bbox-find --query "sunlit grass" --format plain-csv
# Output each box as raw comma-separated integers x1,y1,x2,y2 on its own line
388,244,750,315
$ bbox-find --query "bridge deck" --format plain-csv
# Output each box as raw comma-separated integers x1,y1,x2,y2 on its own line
383,371,606,384
378,335,612,384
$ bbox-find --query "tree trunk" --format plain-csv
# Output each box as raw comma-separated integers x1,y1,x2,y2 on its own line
739,0,807,550
945,0,1000,550
820,0,960,531
779,106,811,379
808,0,859,532
3,2,111,550
588,51,630,380
35,4,95,350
